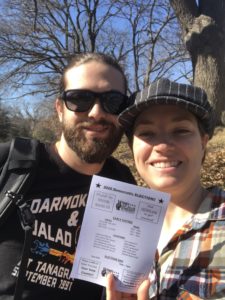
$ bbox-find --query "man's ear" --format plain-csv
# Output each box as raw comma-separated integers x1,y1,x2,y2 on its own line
55,98,63,122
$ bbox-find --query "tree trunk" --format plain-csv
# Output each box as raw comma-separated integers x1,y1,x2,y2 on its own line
170,0,225,125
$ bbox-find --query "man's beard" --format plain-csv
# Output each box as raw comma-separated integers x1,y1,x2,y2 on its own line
62,119,123,163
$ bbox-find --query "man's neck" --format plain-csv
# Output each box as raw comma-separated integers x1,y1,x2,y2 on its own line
54,139,105,175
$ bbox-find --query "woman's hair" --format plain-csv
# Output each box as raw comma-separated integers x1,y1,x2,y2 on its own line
59,52,127,94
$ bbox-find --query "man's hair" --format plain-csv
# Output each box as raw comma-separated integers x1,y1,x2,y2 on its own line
59,52,127,94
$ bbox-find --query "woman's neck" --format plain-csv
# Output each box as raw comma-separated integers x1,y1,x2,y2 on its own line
169,183,206,213
157,185,208,254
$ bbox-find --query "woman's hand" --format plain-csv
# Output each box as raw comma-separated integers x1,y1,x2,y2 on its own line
106,273,150,300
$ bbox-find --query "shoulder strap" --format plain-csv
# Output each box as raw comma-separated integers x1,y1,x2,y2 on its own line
0,137,40,300
0,137,40,226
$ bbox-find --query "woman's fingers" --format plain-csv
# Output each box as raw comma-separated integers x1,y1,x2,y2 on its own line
106,273,150,300
106,273,118,300
137,279,150,300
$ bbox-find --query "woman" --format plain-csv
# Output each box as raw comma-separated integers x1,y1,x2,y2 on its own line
113,78,225,299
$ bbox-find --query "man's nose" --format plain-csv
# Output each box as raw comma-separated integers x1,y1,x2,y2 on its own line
88,99,107,119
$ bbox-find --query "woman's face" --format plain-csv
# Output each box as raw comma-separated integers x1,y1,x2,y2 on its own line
132,105,208,195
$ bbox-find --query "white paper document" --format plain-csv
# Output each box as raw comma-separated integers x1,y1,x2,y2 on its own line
70,175,170,293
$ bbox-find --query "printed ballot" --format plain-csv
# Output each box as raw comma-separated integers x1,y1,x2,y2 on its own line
70,175,170,293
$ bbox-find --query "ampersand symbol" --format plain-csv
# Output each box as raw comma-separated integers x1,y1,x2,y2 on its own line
67,210,79,227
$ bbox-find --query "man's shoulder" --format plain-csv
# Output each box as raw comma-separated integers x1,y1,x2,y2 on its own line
0,140,11,167
106,156,129,168
0,138,47,168
101,156,136,184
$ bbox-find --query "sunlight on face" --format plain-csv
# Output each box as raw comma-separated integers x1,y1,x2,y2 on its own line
132,105,208,195
56,61,124,163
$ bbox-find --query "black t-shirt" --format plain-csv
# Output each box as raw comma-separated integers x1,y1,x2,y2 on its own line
0,142,136,300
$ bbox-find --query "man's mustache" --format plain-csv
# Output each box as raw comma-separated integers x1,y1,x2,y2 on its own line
77,119,114,128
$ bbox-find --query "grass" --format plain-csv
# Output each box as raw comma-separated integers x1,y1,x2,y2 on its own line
113,127,225,189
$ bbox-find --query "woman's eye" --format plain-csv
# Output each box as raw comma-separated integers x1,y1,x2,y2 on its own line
174,129,191,135
137,131,155,138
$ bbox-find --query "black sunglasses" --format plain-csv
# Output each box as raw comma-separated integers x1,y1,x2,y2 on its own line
60,89,129,115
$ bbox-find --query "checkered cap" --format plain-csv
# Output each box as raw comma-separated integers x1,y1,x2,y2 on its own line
118,78,215,137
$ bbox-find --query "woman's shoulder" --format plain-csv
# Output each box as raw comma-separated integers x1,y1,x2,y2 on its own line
208,186,225,197
207,186,225,210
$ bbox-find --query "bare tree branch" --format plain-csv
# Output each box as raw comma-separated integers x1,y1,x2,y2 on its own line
0,0,190,102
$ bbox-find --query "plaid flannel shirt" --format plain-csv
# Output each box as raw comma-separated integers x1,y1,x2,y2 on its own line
149,187,225,299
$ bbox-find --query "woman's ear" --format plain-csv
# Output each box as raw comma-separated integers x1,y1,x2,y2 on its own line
201,134,209,163
202,134,209,150
55,98,63,122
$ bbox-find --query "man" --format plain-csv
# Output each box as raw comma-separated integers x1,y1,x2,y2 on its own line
0,52,135,300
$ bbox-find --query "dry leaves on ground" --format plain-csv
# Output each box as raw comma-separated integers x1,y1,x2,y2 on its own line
201,148,225,188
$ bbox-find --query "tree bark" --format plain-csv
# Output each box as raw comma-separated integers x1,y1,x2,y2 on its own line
170,0,225,125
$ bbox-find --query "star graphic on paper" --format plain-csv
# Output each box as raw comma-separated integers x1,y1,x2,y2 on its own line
159,198,164,204
96,183,101,188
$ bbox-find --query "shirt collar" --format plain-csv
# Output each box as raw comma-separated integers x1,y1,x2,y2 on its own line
189,188,225,230
163,188,225,250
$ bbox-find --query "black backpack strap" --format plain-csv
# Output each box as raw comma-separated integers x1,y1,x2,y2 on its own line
0,137,40,300
14,208,34,300
0,137,39,226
